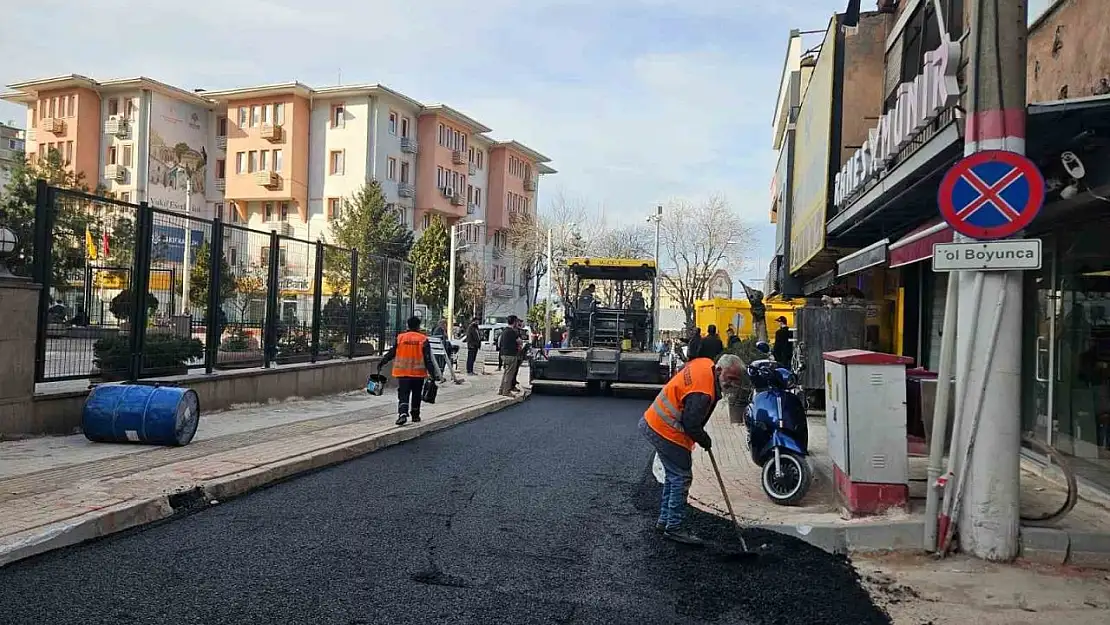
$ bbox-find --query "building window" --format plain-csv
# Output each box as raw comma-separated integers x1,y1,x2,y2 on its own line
477,151,483,169
248,151,259,173
236,152,245,174
260,150,269,171
122,144,133,167
251,105,261,127
217,116,228,137
332,104,345,128
438,123,445,146
65,141,73,164
437,166,444,189
274,103,285,125
230,202,241,223
422,213,431,230
467,184,474,203
121,192,131,203
330,150,345,175
261,104,270,124
474,188,481,206
401,117,410,138
388,111,398,135
264,202,275,221
107,146,117,165
273,149,283,172
280,202,289,222
327,198,342,220
400,161,410,183
107,98,119,116
216,159,226,179
387,157,397,180
468,147,474,163
124,98,135,119
238,107,248,127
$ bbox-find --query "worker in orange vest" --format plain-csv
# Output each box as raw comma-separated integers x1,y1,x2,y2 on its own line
378,316,443,426
640,353,745,544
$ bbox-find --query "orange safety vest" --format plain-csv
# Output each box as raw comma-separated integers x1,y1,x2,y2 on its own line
643,357,718,451
393,331,429,378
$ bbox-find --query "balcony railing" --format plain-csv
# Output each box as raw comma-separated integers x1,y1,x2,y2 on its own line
467,202,477,215
215,178,226,191
523,178,537,192
260,124,282,142
215,135,227,151
452,150,465,165
254,170,279,188
103,164,126,182
468,162,477,176
401,138,418,154
104,117,129,137
450,193,465,206
398,182,415,198
41,118,65,135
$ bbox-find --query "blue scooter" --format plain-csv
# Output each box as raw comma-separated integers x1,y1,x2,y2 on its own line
745,341,812,506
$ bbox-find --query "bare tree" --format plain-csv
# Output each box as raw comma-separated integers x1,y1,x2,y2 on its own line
658,196,754,330
537,192,590,308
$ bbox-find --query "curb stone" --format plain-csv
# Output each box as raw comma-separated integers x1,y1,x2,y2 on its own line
1019,526,1070,566
0,392,526,568
753,521,926,555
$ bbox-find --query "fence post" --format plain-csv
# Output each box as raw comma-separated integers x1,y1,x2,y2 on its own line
32,180,54,384
127,201,154,381
263,231,281,368
310,240,324,362
204,218,224,374
347,249,358,359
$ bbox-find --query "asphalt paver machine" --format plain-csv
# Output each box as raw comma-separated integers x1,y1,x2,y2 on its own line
530,257,672,393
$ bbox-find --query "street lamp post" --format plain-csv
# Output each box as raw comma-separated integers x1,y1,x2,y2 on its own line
446,219,484,338
646,205,662,348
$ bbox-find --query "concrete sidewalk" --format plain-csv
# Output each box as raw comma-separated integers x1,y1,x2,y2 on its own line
688,403,1110,566
0,372,525,567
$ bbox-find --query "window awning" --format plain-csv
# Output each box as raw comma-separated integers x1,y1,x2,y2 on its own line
888,219,953,268
836,238,889,277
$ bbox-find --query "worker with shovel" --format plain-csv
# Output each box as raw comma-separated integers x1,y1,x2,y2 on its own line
640,353,746,545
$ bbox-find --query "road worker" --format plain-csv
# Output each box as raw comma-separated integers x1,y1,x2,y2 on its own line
378,316,443,426
639,353,745,544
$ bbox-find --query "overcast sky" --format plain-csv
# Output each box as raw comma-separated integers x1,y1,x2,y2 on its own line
0,0,1059,283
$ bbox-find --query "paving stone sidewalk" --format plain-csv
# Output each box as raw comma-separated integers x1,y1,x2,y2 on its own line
0,371,523,566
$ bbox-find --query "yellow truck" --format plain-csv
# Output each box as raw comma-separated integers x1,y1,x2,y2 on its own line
694,297,806,340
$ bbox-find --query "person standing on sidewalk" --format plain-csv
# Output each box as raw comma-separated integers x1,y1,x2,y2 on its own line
465,317,482,375
697,324,724,361
499,315,523,396
640,353,745,544
378,316,443,426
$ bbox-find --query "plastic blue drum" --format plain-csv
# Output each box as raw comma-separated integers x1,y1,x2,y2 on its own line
82,384,201,446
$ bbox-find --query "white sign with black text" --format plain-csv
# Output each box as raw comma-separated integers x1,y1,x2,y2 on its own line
932,239,1042,272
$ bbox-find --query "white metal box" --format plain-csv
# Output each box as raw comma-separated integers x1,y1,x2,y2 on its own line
824,350,911,485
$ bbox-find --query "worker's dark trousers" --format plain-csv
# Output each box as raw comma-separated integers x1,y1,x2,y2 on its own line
466,348,478,374
639,418,692,530
397,376,424,418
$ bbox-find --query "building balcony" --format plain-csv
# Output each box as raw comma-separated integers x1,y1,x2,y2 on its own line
400,138,418,154
450,192,465,207
523,178,537,192
215,135,227,151
398,182,414,198
452,150,465,165
492,246,505,259
277,221,294,237
467,202,477,215
41,118,65,135
260,124,283,142
103,164,126,182
214,178,226,191
468,162,477,176
104,116,129,137
491,284,513,299
254,170,280,188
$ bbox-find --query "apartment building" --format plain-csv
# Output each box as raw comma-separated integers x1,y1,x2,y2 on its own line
2,74,555,320
0,121,25,189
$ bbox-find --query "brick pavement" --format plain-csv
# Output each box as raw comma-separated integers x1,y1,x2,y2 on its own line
0,371,523,566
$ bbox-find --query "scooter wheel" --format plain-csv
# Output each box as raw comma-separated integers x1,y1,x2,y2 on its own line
761,451,812,506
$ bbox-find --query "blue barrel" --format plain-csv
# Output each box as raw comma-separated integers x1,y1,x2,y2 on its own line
82,384,201,446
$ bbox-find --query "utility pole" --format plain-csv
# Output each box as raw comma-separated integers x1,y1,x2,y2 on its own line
953,0,1028,561
648,205,662,348
181,177,191,316
544,228,552,349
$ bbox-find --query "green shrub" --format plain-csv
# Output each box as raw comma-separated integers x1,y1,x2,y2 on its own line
94,333,203,376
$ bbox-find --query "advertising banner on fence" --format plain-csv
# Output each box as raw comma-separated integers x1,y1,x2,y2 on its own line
148,92,208,214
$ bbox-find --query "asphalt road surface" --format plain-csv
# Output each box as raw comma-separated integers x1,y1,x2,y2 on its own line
0,390,891,625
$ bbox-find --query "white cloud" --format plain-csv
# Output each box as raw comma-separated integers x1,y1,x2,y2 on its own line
1,0,853,276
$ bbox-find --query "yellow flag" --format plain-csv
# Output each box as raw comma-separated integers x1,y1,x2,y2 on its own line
85,227,97,260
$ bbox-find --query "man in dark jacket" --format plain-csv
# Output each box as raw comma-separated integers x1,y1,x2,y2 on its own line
499,315,523,396
465,317,482,374
697,324,725,360
773,316,793,367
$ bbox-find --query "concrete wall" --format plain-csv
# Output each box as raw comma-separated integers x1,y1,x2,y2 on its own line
0,279,41,439
5,355,383,439
1028,0,1110,103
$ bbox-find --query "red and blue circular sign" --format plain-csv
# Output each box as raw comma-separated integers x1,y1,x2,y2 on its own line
937,150,1045,240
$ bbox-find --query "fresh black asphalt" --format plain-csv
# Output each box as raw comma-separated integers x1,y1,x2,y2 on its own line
0,390,892,624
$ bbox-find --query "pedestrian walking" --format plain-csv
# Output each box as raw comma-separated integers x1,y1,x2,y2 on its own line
465,317,482,375
639,353,745,544
377,316,443,426
499,315,523,396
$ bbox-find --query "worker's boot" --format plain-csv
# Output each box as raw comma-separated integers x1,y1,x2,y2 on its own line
662,527,704,545
410,412,421,423
396,412,408,426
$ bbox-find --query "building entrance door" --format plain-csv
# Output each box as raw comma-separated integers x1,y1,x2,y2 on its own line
1025,229,1110,490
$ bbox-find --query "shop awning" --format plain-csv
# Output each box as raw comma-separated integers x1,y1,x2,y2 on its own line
836,238,889,277
888,220,953,268
803,268,837,296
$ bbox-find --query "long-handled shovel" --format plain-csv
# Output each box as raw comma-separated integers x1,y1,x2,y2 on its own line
707,449,761,561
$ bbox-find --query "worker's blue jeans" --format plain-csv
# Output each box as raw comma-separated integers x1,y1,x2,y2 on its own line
640,418,692,530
